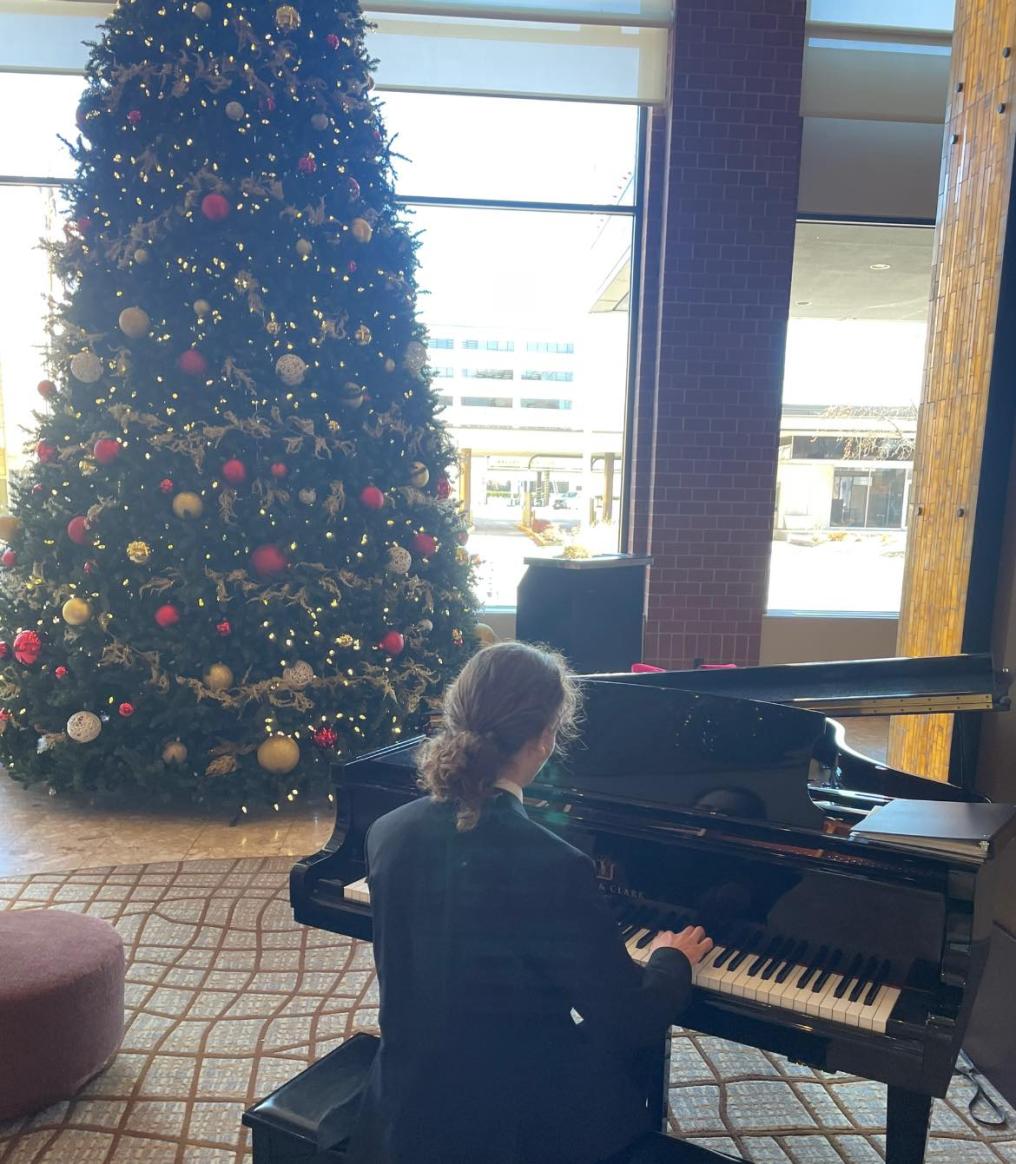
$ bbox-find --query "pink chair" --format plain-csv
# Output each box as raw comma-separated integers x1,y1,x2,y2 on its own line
0,909,124,1119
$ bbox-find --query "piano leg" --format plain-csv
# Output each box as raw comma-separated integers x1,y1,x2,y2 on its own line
639,1029,672,1132
885,1086,932,1164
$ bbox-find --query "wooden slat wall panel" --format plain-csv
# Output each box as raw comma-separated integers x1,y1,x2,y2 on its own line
890,0,1016,779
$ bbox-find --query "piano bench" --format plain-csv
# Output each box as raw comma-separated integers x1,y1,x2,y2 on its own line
611,1132,746,1163
243,1032,379,1162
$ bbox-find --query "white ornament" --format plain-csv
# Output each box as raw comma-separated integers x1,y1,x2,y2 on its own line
298,488,317,506
276,354,308,386
193,298,211,317
118,306,150,339
418,618,433,634
37,736,55,755
225,101,245,121
70,351,103,384
387,545,412,575
403,340,427,376
67,711,102,744
283,661,314,689
295,238,313,257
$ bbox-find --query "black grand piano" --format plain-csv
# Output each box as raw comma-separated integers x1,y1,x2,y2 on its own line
290,654,1016,1164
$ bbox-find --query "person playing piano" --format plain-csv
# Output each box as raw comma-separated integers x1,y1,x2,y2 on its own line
344,641,713,1164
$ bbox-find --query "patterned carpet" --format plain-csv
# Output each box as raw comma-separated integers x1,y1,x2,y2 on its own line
0,857,1012,1163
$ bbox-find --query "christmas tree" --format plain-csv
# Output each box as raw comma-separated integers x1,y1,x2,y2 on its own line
0,0,477,809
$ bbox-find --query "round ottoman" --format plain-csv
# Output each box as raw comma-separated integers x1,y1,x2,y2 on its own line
0,909,125,1120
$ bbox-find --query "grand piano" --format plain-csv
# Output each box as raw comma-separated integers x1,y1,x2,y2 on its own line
290,654,1016,1164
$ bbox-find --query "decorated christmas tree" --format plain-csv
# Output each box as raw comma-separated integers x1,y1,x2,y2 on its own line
0,0,477,809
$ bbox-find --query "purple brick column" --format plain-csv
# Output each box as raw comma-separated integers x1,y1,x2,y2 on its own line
629,0,806,668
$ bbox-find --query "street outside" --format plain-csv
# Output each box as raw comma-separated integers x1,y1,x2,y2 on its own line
468,513,906,614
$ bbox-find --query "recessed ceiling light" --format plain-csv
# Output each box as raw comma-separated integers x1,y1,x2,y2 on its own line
870,263,892,271
795,300,811,306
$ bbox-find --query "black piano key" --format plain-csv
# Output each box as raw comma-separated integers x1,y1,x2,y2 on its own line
748,937,782,977
775,941,809,984
713,927,748,969
833,953,863,999
863,959,892,1006
812,949,843,993
848,957,879,1004
760,937,790,981
797,944,829,990
619,910,651,939
726,930,764,973
635,929,659,950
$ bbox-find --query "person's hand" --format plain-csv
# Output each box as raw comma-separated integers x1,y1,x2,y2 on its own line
649,926,713,965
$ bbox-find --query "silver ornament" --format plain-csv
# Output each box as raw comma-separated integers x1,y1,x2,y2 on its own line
276,354,308,386
403,340,427,376
66,711,102,744
387,545,412,575
282,660,314,689
418,618,433,634
225,101,245,122
70,351,103,383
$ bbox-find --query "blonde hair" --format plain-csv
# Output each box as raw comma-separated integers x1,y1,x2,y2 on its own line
417,642,580,831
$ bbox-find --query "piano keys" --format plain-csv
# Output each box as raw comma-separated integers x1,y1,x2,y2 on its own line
290,654,1016,1164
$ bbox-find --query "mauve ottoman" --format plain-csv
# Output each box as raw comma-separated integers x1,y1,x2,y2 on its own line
0,908,125,1120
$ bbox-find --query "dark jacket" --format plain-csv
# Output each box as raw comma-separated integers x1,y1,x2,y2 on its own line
342,790,692,1164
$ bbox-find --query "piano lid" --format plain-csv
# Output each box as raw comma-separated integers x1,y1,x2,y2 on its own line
600,654,1008,717
533,679,829,831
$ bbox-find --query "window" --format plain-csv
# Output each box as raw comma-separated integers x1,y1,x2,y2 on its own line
431,366,454,378
428,337,454,350
527,341,575,354
521,399,572,410
462,368,514,380
770,221,933,614
521,370,575,382
462,396,513,409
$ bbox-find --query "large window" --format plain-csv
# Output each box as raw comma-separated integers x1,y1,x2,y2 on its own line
382,92,641,609
770,221,933,615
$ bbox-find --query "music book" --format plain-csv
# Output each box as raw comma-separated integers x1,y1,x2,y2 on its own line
849,800,1016,859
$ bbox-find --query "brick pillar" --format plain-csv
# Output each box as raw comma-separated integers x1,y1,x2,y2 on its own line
630,0,806,668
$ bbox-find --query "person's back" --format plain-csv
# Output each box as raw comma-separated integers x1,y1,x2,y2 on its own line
344,642,713,1164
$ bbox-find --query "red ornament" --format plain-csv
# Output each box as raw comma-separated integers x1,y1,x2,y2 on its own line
118,702,135,718
298,154,317,175
32,484,45,495
0,709,9,722
359,485,384,510
380,630,405,657
251,544,289,577
159,478,175,494
83,560,98,575
127,109,142,125
260,95,276,113
37,380,56,399
178,348,208,376
346,178,361,201
201,193,231,222
436,476,452,500
13,631,42,666
270,462,288,479
55,666,68,679
76,217,93,235
312,726,339,749
411,532,437,557
67,516,92,545
326,33,340,48
456,530,470,546
154,604,181,629
93,437,122,465
347,260,357,274
222,458,247,485
1,550,17,568
36,441,57,464
0,642,8,659
216,619,232,637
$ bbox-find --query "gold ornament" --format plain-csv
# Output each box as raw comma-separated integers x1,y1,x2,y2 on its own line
193,298,211,316
162,740,188,764
78,459,97,477
311,113,330,131
340,382,365,408
133,247,150,264
225,101,245,122
192,1,212,18
257,734,300,775
276,354,308,386
350,218,373,244
455,547,469,565
204,663,234,691
0,515,20,542
295,239,313,257
67,711,101,743
127,540,152,564
266,319,281,336
354,324,372,346
452,628,464,646
561,543,591,560
172,491,204,519
408,461,430,488
384,358,396,373
275,4,301,30
298,488,317,506
282,660,314,689
62,597,93,626
70,351,103,384
118,306,151,339
337,634,354,648
474,622,497,646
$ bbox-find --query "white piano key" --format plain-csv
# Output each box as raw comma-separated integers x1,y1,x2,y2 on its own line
343,877,371,904
871,985,901,1034
817,975,847,1021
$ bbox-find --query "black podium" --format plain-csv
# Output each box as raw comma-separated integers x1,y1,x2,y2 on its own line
515,554,651,674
